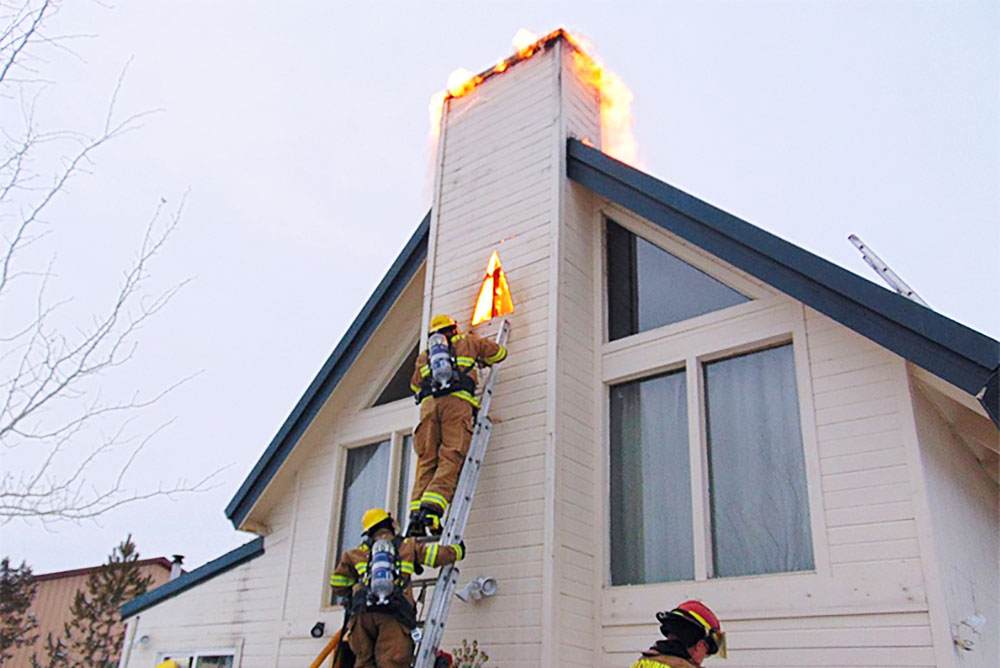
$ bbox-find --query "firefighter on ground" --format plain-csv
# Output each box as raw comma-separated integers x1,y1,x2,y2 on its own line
631,600,727,668
329,508,465,668
405,313,507,537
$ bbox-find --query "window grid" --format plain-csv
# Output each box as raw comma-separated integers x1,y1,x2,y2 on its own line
601,214,815,586
330,430,416,604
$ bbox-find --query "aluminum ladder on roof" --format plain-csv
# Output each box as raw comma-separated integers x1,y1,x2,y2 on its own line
411,318,510,668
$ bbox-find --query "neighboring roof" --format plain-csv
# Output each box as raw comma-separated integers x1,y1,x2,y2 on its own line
34,558,173,583
567,138,1000,424
120,537,264,618
225,213,431,528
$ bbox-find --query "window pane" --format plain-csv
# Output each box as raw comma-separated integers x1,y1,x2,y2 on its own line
373,344,419,406
607,220,748,340
705,344,814,577
396,434,415,521
337,440,390,555
195,657,234,668
610,369,693,585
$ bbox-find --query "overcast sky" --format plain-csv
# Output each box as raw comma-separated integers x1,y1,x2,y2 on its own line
2,1,997,574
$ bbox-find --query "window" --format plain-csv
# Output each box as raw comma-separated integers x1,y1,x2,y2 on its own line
337,440,391,555
608,344,813,584
705,345,813,577
610,369,693,585
157,652,235,667
330,432,416,604
373,343,420,406
606,219,748,340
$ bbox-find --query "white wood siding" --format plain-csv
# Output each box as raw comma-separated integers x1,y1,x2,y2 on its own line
421,44,563,667
591,228,941,666
910,384,999,667
553,45,602,665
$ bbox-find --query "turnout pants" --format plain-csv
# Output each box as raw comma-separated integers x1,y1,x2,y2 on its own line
347,612,414,668
410,394,474,514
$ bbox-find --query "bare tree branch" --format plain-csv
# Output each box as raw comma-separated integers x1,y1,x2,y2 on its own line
0,2,219,524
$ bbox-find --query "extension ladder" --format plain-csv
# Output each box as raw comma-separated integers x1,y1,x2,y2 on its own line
411,318,510,668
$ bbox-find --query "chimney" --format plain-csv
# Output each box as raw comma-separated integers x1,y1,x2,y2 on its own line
421,30,602,664
170,554,184,580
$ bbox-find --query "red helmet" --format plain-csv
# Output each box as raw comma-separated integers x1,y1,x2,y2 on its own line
657,600,726,657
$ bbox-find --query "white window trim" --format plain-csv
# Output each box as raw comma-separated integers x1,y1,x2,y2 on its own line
155,647,239,667
320,409,416,611
594,204,831,617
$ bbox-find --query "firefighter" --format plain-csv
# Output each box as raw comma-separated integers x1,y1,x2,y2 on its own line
631,600,726,667
329,508,465,668
405,313,507,537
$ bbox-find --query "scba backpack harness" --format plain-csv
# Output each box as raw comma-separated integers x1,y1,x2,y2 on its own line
350,536,417,628
416,332,476,403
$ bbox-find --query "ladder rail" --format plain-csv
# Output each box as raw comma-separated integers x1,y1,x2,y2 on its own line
412,319,509,668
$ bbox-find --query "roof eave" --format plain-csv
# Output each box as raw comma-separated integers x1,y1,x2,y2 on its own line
225,213,430,529
120,537,264,619
567,138,999,420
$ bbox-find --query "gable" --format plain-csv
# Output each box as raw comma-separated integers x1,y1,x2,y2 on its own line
567,138,999,424
225,213,429,529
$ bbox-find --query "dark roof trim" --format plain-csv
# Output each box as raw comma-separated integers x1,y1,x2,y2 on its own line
225,213,431,528
120,537,264,618
567,139,999,421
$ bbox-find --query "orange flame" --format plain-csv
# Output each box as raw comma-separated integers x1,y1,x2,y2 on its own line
428,28,638,165
471,251,514,326
566,36,638,166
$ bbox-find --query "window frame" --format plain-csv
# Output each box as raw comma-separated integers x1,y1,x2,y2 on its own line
366,331,420,408
155,648,239,668
322,425,416,610
595,205,828,600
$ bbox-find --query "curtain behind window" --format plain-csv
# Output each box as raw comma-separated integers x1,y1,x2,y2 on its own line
705,344,814,577
610,369,693,585
337,440,390,555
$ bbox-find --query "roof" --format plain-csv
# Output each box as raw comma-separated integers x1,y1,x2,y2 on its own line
223,143,998,534
120,537,264,618
225,213,430,528
567,138,999,424
33,558,173,583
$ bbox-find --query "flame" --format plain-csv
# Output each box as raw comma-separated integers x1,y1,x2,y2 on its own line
471,250,515,326
512,28,540,58
427,28,639,165
566,39,639,166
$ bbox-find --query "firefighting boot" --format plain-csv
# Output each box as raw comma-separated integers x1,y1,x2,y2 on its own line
420,503,444,536
405,510,426,538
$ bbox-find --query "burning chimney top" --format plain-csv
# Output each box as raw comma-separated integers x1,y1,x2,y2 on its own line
432,27,639,166
444,28,572,98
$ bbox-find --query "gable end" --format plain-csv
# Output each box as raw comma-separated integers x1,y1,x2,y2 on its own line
225,213,430,528
567,138,999,421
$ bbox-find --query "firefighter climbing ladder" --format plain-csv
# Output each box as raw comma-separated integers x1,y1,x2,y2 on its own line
411,318,511,668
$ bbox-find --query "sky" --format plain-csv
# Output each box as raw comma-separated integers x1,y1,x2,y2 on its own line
1,1,997,574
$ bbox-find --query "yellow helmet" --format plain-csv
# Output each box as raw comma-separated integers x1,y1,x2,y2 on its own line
429,313,458,333
361,508,392,534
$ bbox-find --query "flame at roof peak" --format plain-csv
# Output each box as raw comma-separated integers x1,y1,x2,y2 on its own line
428,28,639,166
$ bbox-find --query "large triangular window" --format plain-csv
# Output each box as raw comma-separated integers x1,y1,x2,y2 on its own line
607,219,749,341
372,343,420,406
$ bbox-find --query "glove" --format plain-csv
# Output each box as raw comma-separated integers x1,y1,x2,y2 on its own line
456,540,467,561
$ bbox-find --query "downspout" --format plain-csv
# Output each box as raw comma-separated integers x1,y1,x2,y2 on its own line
117,615,139,668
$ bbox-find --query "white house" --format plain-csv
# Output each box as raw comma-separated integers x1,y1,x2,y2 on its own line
119,31,999,668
